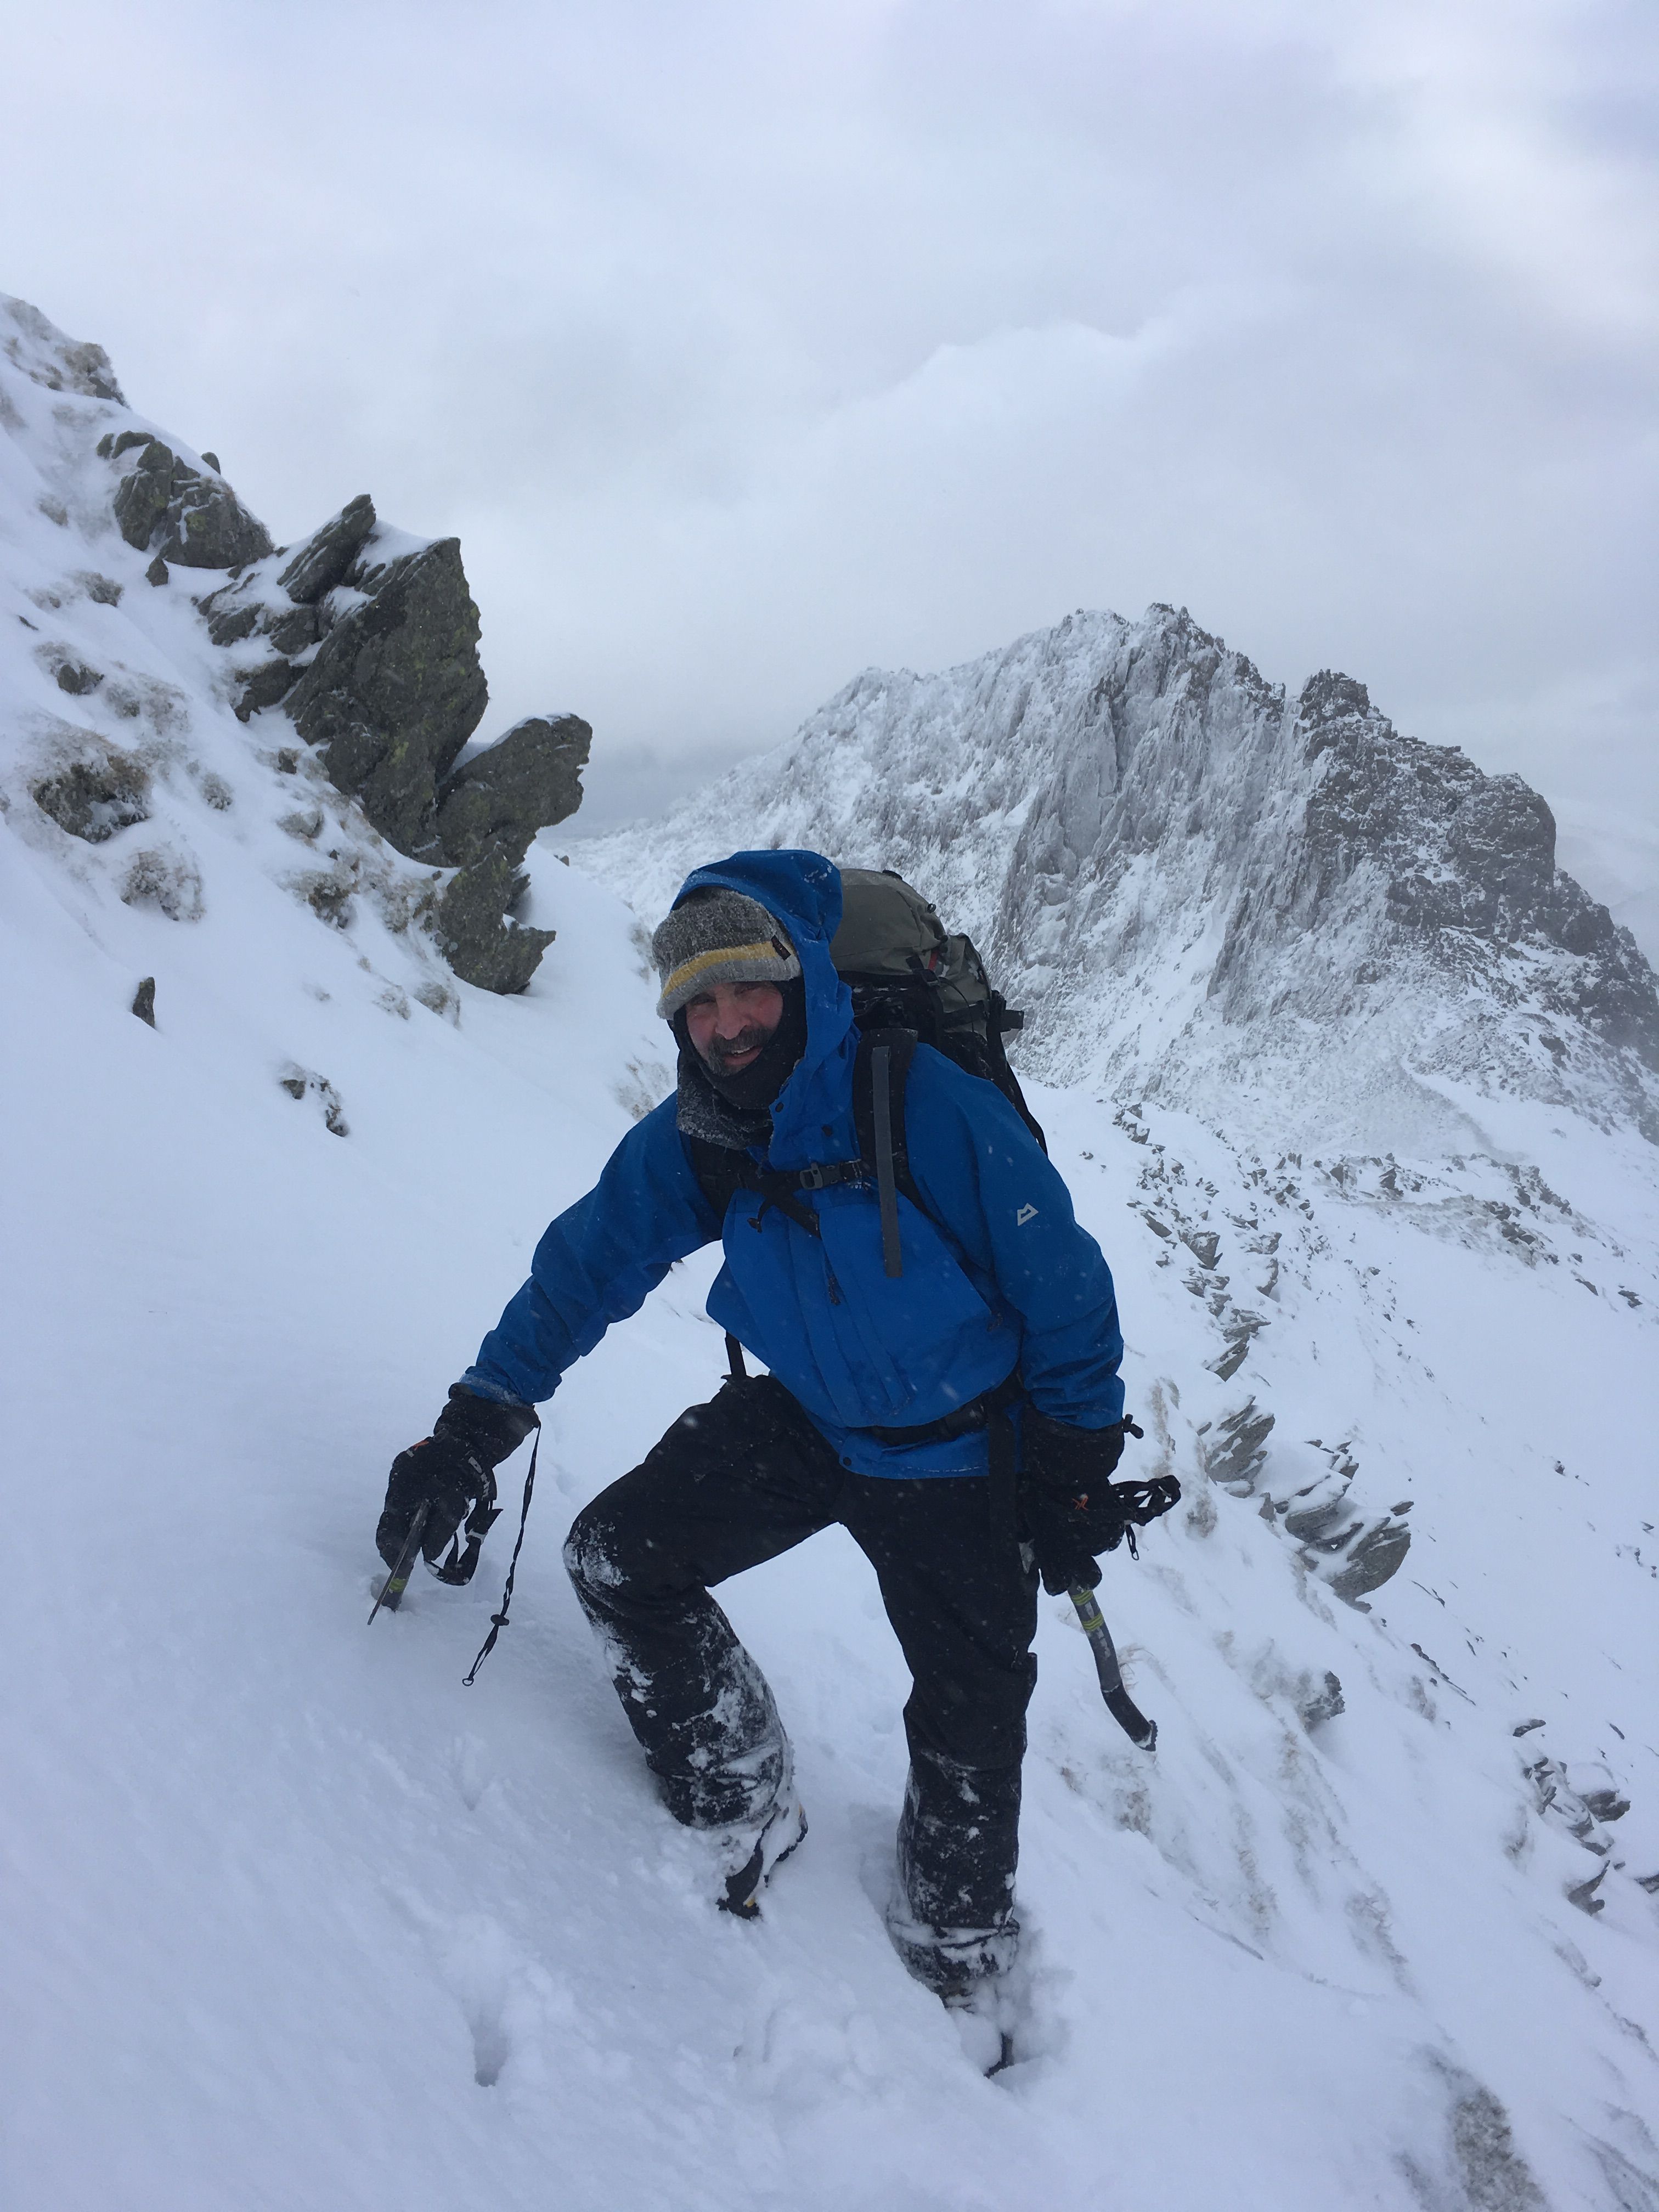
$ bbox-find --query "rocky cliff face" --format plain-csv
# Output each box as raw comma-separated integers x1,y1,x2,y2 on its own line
586,607,1659,1150
2,293,587,997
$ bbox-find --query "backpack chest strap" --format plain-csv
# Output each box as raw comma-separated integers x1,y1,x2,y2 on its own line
787,1158,870,1194
730,1153,868,1236
685,1026,919,1263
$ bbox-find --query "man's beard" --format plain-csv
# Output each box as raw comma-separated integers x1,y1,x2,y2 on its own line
703,1023,775,1076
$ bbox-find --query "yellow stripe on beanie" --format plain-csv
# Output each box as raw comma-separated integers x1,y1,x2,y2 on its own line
652,886,803,1018
658,939,789,1009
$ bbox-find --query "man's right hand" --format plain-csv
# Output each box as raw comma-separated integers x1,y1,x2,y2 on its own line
375,1389,537,1585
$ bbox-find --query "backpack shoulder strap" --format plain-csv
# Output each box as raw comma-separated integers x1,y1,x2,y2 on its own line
691,1037,932,1282
854,1029,919,1278
685,1134,748,1228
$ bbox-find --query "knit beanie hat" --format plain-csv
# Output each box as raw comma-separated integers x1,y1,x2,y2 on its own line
652,888,802,1022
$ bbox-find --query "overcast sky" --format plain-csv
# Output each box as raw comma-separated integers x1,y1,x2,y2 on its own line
7,0,1656,924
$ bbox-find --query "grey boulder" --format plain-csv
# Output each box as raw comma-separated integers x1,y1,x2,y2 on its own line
111,439,273,571
434,851,556,995
436,713,590,868
283,536,488,862
278,494,376,605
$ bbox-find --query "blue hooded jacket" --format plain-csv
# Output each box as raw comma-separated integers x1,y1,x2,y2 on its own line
460,850,1125,1477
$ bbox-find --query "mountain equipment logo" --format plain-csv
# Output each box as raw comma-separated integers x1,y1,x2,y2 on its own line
1015,1204,1038,1226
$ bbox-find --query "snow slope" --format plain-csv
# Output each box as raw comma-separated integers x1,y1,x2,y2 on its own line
5,299,1659,2212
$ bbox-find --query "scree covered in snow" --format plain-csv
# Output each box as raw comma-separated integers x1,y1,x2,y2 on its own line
4,294,1659,2212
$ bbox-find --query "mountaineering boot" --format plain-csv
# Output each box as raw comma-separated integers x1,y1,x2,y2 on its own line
718,1792,808,1917
944,1982,1018,2078
715,1751,808,1918
885,1908,1022,2075
885,1907,1019,2000
902,1924,1021,2076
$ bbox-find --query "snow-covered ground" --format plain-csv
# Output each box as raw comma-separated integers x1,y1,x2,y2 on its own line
5,297,1659,2211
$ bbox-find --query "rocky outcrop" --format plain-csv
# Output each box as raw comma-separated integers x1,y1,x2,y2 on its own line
277,493,376,605
281,535,487,861
429,713,589,990
1293,675,1658,1059
196,498,377,720
1,295,123,402
22,303,595,996
6,290,587,997
583,605,1659,1149
103,434,273,571
436,714,589,867
190,494,588,991
433,851,555,995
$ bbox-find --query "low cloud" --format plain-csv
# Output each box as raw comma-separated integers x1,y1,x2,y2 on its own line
6,0,1654,933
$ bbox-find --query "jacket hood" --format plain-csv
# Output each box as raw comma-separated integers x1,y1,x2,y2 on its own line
669,850,854,1169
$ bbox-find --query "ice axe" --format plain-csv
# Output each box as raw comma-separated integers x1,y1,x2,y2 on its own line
994,1398,1165,1750
368,1502,430,1625
1070,1581,1157,1750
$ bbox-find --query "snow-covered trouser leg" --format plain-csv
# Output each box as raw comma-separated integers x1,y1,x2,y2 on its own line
563,1376,839,1831
888,1753,1024,1994
840,1471,1039,1994
564,1374,1037,1975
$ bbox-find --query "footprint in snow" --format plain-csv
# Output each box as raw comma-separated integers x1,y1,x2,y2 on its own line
436,1911,577,2089
453,1733,494,1813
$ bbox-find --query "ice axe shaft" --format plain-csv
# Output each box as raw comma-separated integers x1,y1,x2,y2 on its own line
368,1502,430,1625
1070,1582,1158,1750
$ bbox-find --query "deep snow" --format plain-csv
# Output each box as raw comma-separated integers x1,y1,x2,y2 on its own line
4,295,1658,2212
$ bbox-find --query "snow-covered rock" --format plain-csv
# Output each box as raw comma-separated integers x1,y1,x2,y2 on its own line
585,607,1659,1153
0,292,583,997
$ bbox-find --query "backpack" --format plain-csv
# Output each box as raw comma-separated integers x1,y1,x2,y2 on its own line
686,866,1045,1281
830,869,1046,1154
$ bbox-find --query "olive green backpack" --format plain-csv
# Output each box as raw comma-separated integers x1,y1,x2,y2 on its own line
830,867,1045,1153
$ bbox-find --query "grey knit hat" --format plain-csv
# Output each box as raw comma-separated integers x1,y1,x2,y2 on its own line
652,888,801,1022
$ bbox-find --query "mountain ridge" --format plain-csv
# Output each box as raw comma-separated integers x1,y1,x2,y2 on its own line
583,604,1659,1153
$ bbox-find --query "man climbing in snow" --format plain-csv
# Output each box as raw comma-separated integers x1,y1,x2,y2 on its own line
377,849,1139,2010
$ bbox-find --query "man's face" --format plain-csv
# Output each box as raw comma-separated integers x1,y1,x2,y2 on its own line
685,980,785,1075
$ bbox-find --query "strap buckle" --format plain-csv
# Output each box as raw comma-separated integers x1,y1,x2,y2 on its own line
792,1158,869,1194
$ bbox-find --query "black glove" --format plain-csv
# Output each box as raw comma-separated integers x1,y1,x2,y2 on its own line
376,1387,538,1585
1020,1408,1180,1595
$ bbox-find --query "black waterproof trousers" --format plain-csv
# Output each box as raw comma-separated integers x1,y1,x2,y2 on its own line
563,1372,1039,1954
